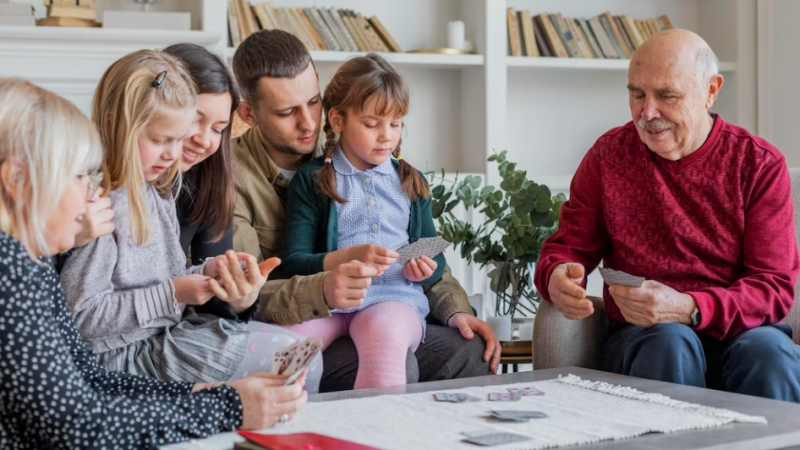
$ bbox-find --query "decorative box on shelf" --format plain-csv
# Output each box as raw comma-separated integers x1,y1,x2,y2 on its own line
102,10,190,30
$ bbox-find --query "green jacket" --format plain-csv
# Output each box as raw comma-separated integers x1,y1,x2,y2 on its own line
283,157,446,286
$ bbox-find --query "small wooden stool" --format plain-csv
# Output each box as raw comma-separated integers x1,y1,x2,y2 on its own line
499,340,533,373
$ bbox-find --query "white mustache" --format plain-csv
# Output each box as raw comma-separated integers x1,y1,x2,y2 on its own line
638,118,674,133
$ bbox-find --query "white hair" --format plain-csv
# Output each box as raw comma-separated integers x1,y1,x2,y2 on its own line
0,77,103,257
696,45,720,93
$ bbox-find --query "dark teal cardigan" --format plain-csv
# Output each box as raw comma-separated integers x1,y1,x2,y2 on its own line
283,157,445,286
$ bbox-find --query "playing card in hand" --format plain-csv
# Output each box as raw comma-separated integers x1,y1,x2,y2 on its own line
598,267,645,288
396,237,451,266
271,339,323,385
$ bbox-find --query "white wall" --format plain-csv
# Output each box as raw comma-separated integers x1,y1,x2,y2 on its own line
758,0,800,168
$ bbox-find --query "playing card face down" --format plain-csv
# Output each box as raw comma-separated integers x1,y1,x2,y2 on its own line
489,410,549,422
238,431,383,450
461,430,531,446
396,237,451,266
598,267,645,288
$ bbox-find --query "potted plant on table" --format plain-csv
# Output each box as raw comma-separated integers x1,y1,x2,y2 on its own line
427,151,567,320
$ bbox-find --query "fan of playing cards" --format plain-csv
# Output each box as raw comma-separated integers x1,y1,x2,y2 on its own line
598,266,646,288
272,338,323,385
396,237,451,266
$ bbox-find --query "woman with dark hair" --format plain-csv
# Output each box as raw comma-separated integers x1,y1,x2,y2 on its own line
163,43,256,321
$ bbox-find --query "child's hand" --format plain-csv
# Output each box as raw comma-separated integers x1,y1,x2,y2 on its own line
205,251,279,314
403,256,438,282
74,189,114,248
173,274,215,306
325,244,398,273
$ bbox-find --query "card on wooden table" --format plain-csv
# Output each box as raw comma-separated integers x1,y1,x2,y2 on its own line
598,267,645,288
396,237,451,266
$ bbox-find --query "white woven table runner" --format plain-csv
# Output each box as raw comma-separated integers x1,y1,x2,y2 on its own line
172,375,766,450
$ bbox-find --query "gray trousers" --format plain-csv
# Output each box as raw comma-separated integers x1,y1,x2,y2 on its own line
319,323,491,392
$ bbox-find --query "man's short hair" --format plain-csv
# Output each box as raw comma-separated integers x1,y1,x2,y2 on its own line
232,30,314,104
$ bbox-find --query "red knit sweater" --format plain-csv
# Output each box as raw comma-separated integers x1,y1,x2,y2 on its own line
535,115,799,341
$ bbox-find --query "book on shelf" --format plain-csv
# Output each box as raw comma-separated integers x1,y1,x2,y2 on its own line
44,0,94,6
48,5,96,20
37,16,98,27
228,2,402,53
0,1,34,27
511,9,673,60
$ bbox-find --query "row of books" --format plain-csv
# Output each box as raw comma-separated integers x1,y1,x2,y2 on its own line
228,1,402,53
0,0,100,28
508,9,674,59
0,1,35,27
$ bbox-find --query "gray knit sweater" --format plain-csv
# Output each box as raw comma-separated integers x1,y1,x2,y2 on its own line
60,185,206,353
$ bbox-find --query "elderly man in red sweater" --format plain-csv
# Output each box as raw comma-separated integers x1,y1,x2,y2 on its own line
534,29,800,402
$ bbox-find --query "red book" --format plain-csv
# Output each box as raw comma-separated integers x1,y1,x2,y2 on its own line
236,431,384,450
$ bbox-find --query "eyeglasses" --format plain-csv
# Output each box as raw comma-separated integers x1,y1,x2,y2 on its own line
77,171,104,201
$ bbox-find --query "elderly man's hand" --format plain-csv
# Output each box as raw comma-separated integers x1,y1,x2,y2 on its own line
548,263,595,320
609,280,696,328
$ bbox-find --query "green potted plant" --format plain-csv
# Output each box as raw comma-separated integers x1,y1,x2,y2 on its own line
427,151,567,319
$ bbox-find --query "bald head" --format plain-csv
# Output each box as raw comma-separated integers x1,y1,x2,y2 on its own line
626,29,724,162
631,29,719,93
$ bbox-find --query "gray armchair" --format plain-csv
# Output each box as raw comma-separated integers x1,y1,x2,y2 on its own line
533,168,800,370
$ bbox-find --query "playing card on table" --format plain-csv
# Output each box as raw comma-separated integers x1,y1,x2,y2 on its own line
434,393,481,403
488,392,522,402
490,410,549,421
507,386,544,397
396,237,451,266
462,430,531,446
598,267,645,288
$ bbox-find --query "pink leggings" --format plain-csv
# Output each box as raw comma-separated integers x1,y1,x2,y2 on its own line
281,301,422,389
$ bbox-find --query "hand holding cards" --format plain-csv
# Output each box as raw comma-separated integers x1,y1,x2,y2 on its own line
272,338,323,386
396,237,451,266
598,267,645,288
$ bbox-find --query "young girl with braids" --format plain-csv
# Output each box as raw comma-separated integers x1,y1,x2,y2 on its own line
282,54,444,389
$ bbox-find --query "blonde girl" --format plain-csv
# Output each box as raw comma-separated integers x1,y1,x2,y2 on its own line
59,50,321,391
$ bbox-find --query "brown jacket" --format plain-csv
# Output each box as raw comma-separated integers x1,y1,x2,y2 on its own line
232,127,474,325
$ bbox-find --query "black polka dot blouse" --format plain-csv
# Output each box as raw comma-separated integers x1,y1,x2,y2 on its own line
0,232,243,449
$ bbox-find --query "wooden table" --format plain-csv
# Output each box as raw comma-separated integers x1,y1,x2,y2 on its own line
163,367,800,450
499,339,532,373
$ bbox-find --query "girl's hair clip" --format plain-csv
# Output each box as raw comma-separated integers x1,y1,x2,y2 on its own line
324,158,332,164
153,71,168,88
397,155,404,162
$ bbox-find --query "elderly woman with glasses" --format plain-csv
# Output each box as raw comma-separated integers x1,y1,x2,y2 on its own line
0,77,307,450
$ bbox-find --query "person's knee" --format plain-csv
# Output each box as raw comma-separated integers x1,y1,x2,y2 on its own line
641,323,703,357
726,327,800,374
614,323,705,385
417,326,490,380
